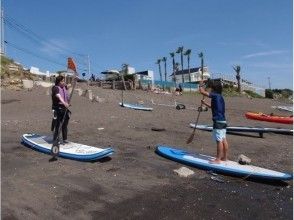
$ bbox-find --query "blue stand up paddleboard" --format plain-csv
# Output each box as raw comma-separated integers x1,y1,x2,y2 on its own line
156,145,292,181
119,102,153,111
190,124,293,135
22,134,114,161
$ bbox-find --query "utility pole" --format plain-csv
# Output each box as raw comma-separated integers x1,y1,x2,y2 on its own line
268,76,271,90
87,55,91,76
1,1,5,55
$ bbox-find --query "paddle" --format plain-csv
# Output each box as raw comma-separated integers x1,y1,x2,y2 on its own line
186,52,205,144
51,58,78,158
121,89,124,106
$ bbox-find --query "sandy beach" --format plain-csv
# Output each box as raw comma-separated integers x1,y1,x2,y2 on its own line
1,84,293,219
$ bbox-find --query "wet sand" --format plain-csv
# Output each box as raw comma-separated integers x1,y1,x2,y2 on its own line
1,84,293,219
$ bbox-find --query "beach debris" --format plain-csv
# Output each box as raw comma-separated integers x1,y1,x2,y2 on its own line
46,88,50,95
138,100,144,105
174,167,195,177
95,96,105,103
207,171,218,176
151,127,166,132
71,120,80,123
97,127,104,131
22,79,34,90
210,176,225,183
82,89,88,97
176,104,186,110
238,154,251,165
75,88,83,96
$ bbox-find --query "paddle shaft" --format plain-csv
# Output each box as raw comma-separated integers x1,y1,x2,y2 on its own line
187,53,204,144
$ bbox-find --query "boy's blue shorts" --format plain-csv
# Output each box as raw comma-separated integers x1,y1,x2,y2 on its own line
212,129,226,142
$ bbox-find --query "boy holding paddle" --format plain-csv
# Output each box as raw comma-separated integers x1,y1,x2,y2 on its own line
199,80,229,164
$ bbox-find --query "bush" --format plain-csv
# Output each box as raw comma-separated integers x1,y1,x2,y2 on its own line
243,90,263,98
265,89,274,99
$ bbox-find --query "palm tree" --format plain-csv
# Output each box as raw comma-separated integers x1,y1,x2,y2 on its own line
156,59,163,88
198,52,204,80
121,63,129,90
233,65,241,93
176,46,184,83
170,52,176,88
162,57,167,89
184,49,192,92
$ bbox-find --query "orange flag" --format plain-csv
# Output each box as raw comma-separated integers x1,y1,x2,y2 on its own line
67,57,77,74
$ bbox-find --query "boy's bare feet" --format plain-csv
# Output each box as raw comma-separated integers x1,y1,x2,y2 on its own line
209,159,221,164
220,157,227,161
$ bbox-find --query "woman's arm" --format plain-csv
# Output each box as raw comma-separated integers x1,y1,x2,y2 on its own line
56,94,69,108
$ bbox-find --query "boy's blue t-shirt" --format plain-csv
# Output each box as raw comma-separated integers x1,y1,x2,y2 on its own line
208,92,226,121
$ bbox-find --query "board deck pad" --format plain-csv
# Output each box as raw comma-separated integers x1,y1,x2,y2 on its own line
190,124,293,135
119,102,153,111
22,133,114,161
156,145,292,181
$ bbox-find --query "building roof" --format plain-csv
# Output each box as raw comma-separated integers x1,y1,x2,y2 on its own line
170,66,207,76
135,70,149,76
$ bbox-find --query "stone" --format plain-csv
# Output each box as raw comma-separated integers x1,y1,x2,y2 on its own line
173,167,195,177
238,154,251,165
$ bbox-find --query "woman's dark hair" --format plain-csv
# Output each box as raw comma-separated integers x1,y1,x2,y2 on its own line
207,79,223,94
55,75,64,85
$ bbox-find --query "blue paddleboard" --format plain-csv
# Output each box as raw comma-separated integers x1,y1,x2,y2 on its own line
156,145,292,181
22,133,114,161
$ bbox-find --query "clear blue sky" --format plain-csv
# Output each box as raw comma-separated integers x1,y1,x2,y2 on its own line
3,0,293,89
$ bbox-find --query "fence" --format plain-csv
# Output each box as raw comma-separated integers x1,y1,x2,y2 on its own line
141,79,198,91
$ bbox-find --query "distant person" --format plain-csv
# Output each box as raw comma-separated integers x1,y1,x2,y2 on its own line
199,80,229,164
51,75,70,144
175,84,183,95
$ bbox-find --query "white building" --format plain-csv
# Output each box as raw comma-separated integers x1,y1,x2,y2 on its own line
134,70,154,84
172,66,210,83
30,66,53,77
101,69,120,80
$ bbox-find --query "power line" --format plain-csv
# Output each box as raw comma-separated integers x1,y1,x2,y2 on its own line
5,40,65,67
4,15,88,71
5,40,84,72
4,15,86,58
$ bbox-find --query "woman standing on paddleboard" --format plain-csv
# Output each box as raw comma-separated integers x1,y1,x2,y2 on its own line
51,75,70,144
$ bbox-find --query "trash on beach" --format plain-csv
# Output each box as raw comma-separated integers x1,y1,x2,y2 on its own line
174,167,195,177
97,127,105,131
210,176,225,183
207,171,218,176
151,127,166,132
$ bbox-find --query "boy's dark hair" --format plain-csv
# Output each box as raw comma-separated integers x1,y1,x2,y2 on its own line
55,75,64,85
207,79,223,94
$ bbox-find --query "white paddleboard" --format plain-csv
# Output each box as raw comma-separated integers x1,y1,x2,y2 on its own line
119,102,153,111
21,133,114,161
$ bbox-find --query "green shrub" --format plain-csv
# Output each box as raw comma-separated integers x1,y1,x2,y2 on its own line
265,89,274,99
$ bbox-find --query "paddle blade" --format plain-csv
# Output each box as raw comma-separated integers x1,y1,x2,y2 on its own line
186,130,195,144
67,57,77,74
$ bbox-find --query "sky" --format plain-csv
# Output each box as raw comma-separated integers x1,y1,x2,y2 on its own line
2,0,293,89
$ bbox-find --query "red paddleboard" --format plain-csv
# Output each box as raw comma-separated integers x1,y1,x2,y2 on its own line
245,112,293,124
